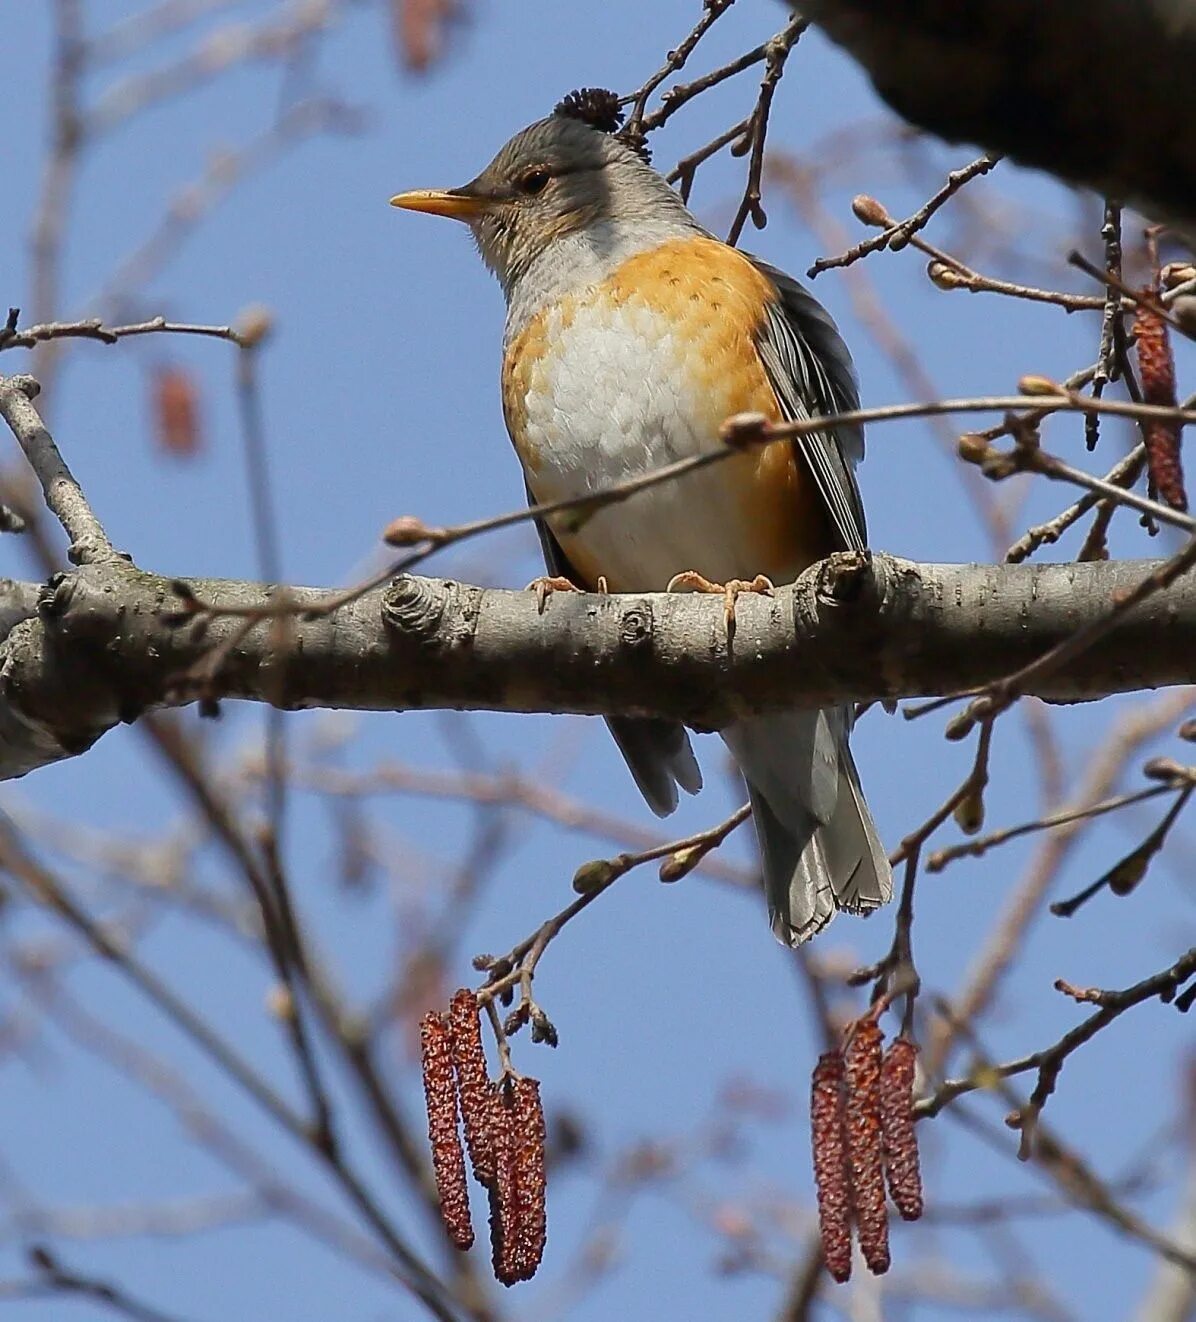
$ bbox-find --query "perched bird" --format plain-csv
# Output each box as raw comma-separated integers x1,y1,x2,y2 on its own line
391,91,892,945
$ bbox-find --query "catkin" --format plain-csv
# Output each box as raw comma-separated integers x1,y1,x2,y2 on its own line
419,1012,474,1250
810,1050,853,1283
1135,299,1186,511
449,988,495,1186
511,1077,548,1281
880,1037,924,1222
487,1082,523,1286
845,1020,890,1275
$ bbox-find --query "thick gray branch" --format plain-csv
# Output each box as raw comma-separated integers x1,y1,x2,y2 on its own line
0,552,1193,780
795,0,1196,229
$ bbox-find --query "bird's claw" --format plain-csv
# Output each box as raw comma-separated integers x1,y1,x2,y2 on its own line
525,575,580,614
665,571,774,639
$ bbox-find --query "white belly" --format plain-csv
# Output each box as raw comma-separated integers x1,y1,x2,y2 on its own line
518,300,785,591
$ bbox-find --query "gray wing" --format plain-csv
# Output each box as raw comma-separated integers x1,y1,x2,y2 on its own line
748,256,867,553
524,483,702,817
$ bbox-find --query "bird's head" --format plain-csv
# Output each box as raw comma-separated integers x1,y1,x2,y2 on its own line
390,95,689,291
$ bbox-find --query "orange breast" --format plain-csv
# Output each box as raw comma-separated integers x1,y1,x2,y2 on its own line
502,235,832,590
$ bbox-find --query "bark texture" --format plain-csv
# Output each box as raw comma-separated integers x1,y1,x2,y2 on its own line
0,551,1192,780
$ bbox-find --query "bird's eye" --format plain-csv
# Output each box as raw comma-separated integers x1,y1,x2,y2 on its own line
517,168,550,195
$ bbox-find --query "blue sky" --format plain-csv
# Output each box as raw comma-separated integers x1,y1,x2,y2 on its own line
1,3,1194,1320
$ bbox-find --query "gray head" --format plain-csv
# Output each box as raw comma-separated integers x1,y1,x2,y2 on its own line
390,113,694,292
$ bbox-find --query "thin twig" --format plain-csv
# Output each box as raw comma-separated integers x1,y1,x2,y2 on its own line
274,759,754,888
0,311,247,352
927,782,1177,873
0,374,115,562
29,0,85,398
11,1245,200,1322
87,0,242,65
476,806,751,1023
726,14,806,246
1006,446,1145,564
808,154,1001,277
917,946,1196,1151
666,116,752,202
178,387,1196,632
927,692,1194,1078
622,0,738,135
1087,201,1124,450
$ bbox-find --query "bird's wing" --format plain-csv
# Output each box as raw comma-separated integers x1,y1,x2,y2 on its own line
748,256,867,553
524,482,702,817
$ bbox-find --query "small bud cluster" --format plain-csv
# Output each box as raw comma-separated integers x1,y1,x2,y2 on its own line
419,989,548,1285
553,87,624,134
810,1021,923,1282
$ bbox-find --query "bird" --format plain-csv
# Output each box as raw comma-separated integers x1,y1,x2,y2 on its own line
390,89,892,945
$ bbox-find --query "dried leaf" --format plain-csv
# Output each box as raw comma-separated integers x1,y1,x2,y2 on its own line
152,364,202,458
391,0,460,73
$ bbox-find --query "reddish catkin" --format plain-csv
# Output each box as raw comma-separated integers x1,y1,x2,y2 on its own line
810,1051,853,1283
1135,298,1187,512
487,1082,523,1286
448,988,495,1186
419,1012,474,1250
845,1020,890,1275
880,1038,924,1222
511,1077,548,1281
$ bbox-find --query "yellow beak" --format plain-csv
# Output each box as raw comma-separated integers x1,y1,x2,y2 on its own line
388,189,488,220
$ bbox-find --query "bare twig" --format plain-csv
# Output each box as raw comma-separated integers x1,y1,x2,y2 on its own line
0,808,460,1319
476,805,751,1027
917,946,1196,1158
274,758,754,887
808,153,1001,277
927,782,1178,873
87,0,242,65
0,374,115,562
1006,446,1145,564
622,0,738,135
89,1,351,134
726,14,807,246
95,98,364,308
177,387,1196,634
928,692,1194,1077
9,1245,200,1322
0,310,247,352
29,0,85,398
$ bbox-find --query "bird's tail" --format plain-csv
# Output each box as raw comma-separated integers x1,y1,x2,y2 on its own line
724,710,892,947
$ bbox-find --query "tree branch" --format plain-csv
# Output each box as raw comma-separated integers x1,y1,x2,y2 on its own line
0,375,115,563
794,0,1196,231
1,551,1194,781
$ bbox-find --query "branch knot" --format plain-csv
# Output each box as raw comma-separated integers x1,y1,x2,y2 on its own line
816,550,874,606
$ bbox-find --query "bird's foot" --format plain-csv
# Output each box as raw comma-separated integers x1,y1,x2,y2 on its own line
665,571,774,639
525,575,580,614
